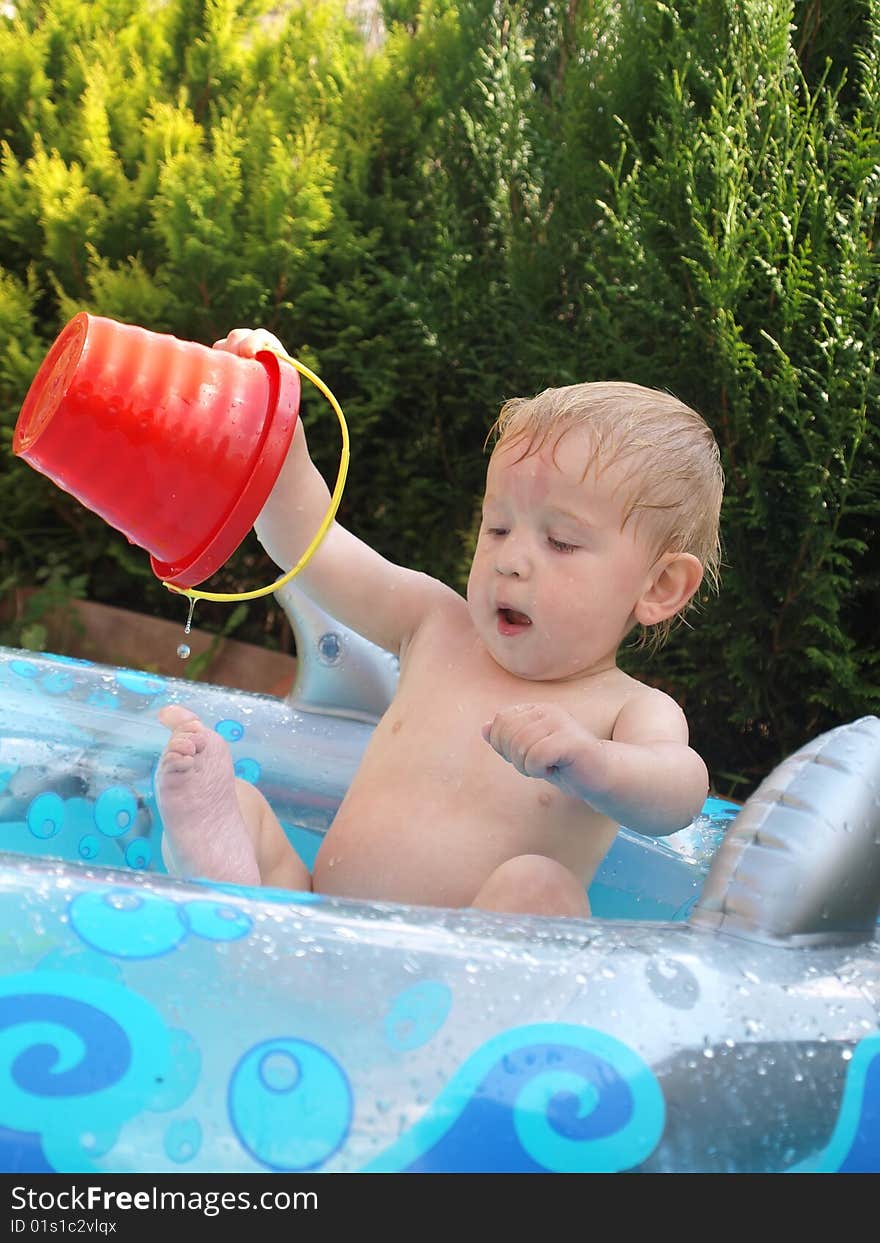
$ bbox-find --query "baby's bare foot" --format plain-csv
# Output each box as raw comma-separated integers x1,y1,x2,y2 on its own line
156,705,261,885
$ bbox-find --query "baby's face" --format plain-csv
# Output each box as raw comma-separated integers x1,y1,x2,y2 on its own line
466,426,661,681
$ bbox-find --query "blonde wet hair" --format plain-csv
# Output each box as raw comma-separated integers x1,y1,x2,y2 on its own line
488,381,724,646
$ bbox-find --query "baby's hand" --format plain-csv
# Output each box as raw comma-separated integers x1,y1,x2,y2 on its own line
481,703,605,800
213,327,287,359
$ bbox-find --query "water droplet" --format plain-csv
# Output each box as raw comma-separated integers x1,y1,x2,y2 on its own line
185,597,197,635
177,644,191,660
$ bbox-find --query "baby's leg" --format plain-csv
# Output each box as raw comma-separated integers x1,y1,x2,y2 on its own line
471,854,591,919
156,706,310,891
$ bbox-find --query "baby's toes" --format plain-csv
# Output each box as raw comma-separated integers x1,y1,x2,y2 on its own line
158,704,202,732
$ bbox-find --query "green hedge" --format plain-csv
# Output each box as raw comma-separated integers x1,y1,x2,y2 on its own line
1,0,877,796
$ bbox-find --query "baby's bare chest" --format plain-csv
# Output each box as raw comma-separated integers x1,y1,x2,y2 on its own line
320,631,629,899
359,638,623,805
397,634,624,740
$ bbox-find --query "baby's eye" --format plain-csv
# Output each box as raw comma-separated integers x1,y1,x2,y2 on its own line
548,536,577,553
485,526,508,537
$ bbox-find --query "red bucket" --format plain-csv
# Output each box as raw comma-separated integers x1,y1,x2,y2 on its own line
13,314,300,588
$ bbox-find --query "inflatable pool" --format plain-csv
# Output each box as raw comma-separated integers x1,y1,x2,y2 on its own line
0,584,878,1174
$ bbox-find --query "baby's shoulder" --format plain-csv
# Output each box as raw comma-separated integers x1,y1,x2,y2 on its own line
399,581,468,659
610,675,689,743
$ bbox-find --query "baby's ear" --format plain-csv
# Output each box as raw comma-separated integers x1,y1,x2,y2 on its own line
634,552,704,627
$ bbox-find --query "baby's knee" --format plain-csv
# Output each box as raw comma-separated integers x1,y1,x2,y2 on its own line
233,777,269,825
474,854,590,918
233,779,310,892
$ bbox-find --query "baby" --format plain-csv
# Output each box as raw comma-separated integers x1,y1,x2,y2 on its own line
157,329,724,918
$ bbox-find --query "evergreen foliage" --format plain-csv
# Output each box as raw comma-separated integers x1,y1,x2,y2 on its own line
0,0,877,794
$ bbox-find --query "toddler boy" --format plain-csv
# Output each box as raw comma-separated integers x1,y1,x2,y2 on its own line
157,330,723,918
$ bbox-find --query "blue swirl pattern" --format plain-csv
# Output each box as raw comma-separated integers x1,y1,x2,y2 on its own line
365,1023,664,1173
0,971,171,1172
789,1035,880,1173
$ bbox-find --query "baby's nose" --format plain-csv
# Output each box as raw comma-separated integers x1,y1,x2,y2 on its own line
494,545,530,577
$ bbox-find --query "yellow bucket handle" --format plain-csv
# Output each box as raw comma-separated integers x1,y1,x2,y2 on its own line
163,349,349,604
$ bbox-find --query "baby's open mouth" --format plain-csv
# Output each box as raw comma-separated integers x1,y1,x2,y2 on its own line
497,606,532,629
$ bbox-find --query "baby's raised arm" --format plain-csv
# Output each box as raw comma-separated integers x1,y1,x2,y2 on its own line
483,691,708,836
216,329,450,656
